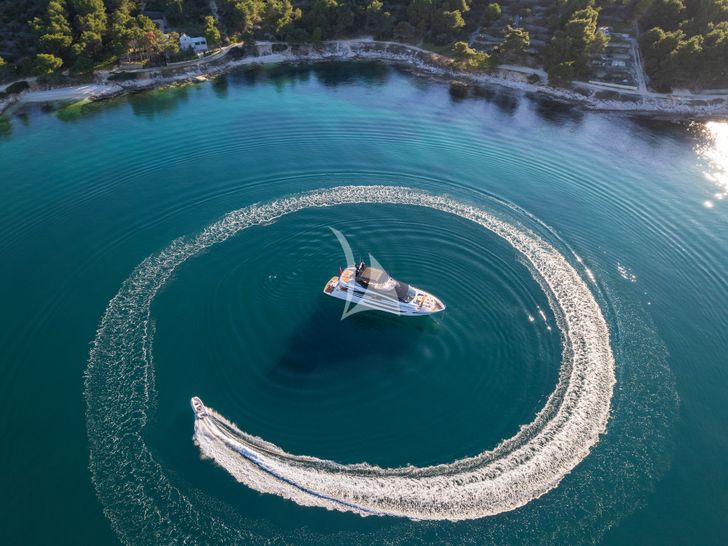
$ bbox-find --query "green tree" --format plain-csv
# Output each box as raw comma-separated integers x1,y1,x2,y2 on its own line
549,59,576,82
306,0,339,38
262,0,298,35
673,34,703,80
557,0,595,21
643,0,686,32
483,2,501,23
452,39,476,56
501,25,530,57
702,21,728,83
544,4,606,83
639,26,682,88
165,32,182,56
468,0,486,23
162,0,185,23
312,26,323,43
203,15,221,46
378,11,395,38
108,0,138,56
394,20,418,41
33,52,64,74
31,0,74,58
451,0,471,15
220,0,262,36
451,40,491,69
638,0,728,89
69,0,109,60
333,2,355,35
407,0,434,32
431,9,465,38
366,0,383,30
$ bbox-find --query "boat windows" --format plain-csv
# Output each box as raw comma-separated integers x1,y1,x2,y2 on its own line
395,281,416,303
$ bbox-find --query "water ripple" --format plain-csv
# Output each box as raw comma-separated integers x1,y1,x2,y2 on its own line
86,186,614,541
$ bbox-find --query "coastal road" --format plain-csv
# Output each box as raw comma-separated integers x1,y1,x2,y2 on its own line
498,64,548,80
19,84,122,102
630,25,648,93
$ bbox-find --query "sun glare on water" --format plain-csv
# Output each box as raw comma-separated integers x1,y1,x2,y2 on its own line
698,121,728,208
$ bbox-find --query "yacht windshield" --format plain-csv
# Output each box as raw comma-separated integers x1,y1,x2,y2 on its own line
406,286,417,302
395,281,416,303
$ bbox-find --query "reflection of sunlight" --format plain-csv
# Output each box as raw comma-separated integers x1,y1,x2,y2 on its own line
698,121,728,207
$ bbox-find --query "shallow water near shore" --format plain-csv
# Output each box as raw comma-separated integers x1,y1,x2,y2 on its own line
0,62,727,545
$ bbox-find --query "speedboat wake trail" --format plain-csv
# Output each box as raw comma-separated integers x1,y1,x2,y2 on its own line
182,186,615,522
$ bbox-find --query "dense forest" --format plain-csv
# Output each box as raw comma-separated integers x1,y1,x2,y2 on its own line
0,0,525,75
0,0,726,89
638,0,728,89
543,0,608,84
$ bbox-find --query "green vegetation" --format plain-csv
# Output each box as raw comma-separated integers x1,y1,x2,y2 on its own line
0,0,723,89
639,0,728,90
203,15,220,46
55,96,91,120
22,0,177,71
33,51,63,73
466,0,495,28
405,0,467,44
451,40,491,69
5,80,30,93
544,0,608,84
483,2,501,24
498,24,530,61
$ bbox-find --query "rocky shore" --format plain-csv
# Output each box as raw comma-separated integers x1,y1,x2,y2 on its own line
2,39,727,119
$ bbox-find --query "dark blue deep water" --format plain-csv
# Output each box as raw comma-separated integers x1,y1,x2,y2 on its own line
0,63,726,545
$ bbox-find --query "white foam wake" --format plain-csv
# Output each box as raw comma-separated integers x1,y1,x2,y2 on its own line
190,186,616,520
86,186,614,539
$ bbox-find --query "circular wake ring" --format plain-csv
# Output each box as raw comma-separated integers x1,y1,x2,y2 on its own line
86,186,615,540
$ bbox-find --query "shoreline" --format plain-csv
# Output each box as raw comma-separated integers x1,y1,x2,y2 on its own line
2,39,727,119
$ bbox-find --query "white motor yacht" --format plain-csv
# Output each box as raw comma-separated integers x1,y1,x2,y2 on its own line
323,262,445,316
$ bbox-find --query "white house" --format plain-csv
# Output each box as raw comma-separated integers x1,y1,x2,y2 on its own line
179,34,208,53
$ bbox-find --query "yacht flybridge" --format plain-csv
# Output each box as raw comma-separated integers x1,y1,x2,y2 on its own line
323,262,445,316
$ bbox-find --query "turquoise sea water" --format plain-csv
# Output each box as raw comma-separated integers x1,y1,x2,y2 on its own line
0,63,727,545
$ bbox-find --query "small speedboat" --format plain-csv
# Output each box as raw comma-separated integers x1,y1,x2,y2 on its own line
323,261,445,316
191,397,207,418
